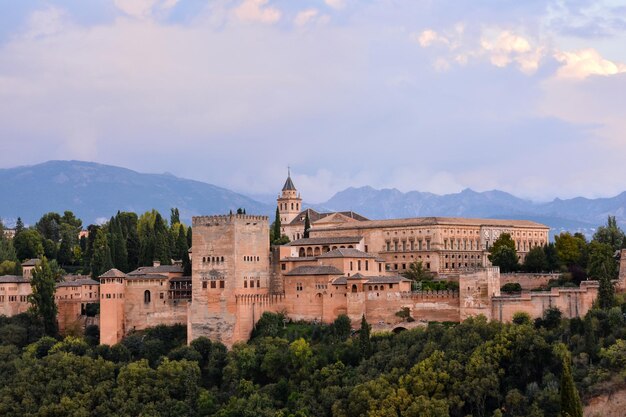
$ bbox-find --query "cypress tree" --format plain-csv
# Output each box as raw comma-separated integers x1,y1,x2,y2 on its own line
170,208,180,226
560,353,583,417
153,212,171,265
597,265,615,309
83,225,99,274
29,257,59,336
15,217,24,236
272,207,281,244
359,315,372,358
303,212,311,239
178,227,191,276
91,228,113,278
111,217,128,272
187,226,192,248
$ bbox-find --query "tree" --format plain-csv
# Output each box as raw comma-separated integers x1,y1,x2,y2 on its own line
303,212,311,239
13,229,44,261
488,233,520,273
597,268,615,310
587,241,617,280
271,207,282,244
109,216,128,272
91,228,113,278
524,246,548,273
177,226,191,276
593,216,625,252
153,212,171,265
170,208,180,226
558,348,583,417
544,243,560,272
29,257,60,336
187,226,192,249
555,233,583,268
15,217,24,236
359,315,371,358
35,212,62,242
402,260,434,287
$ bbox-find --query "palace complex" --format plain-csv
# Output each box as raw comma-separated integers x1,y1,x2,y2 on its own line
1,173,623,347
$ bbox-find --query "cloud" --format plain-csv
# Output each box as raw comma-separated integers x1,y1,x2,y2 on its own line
113,0,179,19
412,29,449,47
294,9,319,27
324,0,346,10
233,0,281,24
23,6,67,39
554,48,626,79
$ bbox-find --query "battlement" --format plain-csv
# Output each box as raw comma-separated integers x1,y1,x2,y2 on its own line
401,290,460,300
192,214,269,226
235,293,285,305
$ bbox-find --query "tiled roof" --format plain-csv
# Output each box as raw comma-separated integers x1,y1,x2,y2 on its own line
127,265,183,276
281,257,318,262
312,216,548,231
125,274,170,280
285,265,343,276
0,275,29,284
332,275,410,285
99,269,127,278
57,278,100,287
287,236,363,246
282,175,297,191
21,258,40,267
287,209,368,227
317,248,377,259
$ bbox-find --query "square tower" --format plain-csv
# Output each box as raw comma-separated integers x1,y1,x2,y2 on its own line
188,214,270,346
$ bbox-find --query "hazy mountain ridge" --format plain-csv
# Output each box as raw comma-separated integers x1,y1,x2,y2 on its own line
313,186,622,234
1,161,624,234
0,161,273,225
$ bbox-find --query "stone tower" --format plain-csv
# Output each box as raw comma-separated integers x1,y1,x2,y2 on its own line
99,269,127,346
277,169,302,226
617,249,626,292
188,214,270,346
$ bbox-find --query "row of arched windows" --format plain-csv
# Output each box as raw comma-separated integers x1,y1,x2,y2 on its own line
279,202,300,211
244,256,260,262
202,256,224,263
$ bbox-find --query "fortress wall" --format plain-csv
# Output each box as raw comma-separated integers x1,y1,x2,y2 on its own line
500,273,561,290
491,282,598,322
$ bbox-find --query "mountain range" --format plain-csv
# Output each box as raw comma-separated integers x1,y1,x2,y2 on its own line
1,160,625,237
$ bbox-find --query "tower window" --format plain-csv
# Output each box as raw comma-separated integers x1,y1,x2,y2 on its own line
144,290,151,304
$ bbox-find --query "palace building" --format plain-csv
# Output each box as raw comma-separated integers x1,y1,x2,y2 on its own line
94,172,609,347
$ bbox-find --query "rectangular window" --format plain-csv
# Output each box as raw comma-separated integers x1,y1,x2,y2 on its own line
350,261,353,270
426,240,431,250
257,280,260,288
426,262,431,269
281,263,286,270
365,260,369,271
202,281,207,289
296,283,303,291
210,281,216,289
386,241,390,251
219,281,225,288
250,280,254,288
364,245,368,252
160,292,164,299
244,281,247,288
357,260,361,270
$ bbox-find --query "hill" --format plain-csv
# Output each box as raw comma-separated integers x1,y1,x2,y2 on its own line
0,161,272,225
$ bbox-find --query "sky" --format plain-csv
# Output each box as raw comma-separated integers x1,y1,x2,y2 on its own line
0,0,625,203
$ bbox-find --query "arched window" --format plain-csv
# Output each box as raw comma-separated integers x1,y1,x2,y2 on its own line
351,284,357,293
144,290,151,304
299,248,306,257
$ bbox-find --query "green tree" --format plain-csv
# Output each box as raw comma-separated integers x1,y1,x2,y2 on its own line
558,347,583,417
359,315,371,358
593,215,625,252
524,246,548,273
555,233,583,267
272,207,281,244
35,212,62,242
587,241,617,280
109,216,128,272
91,228,113,278
544,243,560,272
153,212,171,265
29,257,60,336
488,233,520,273
15,217,24,236
13,228,44,261
597,268,615,310
402,260,434,289
303,212,311,239
170,208,180,226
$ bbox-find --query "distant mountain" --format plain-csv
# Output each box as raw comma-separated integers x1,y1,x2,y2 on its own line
1,161,624,237
314,186,626,236
0,161,273,225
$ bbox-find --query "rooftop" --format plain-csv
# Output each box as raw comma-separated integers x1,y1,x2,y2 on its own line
57,277,100,287
99,269,127,278
127,265,183,276
287,236,363,246
21,258,40,267
285,265,343,276
312,216,549,231
332,275,410,285
0,275,29,284
282,175,297,191
317,248,378,259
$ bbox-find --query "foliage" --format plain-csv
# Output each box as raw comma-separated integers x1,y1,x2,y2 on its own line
593,216,625,252
13,228,43,261
29,257,61,336
304,212,311,239
501,282,522,293
524,246,549,272
488,233,520,273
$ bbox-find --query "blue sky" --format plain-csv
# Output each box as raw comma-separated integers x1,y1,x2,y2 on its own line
0,0,625,202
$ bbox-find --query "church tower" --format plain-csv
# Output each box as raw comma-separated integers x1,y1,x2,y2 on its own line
277,169,302,226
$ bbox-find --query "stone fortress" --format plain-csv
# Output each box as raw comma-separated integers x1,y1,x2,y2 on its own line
97,173,618,347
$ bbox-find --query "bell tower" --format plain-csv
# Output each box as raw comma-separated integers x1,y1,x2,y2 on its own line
277,168,302,226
